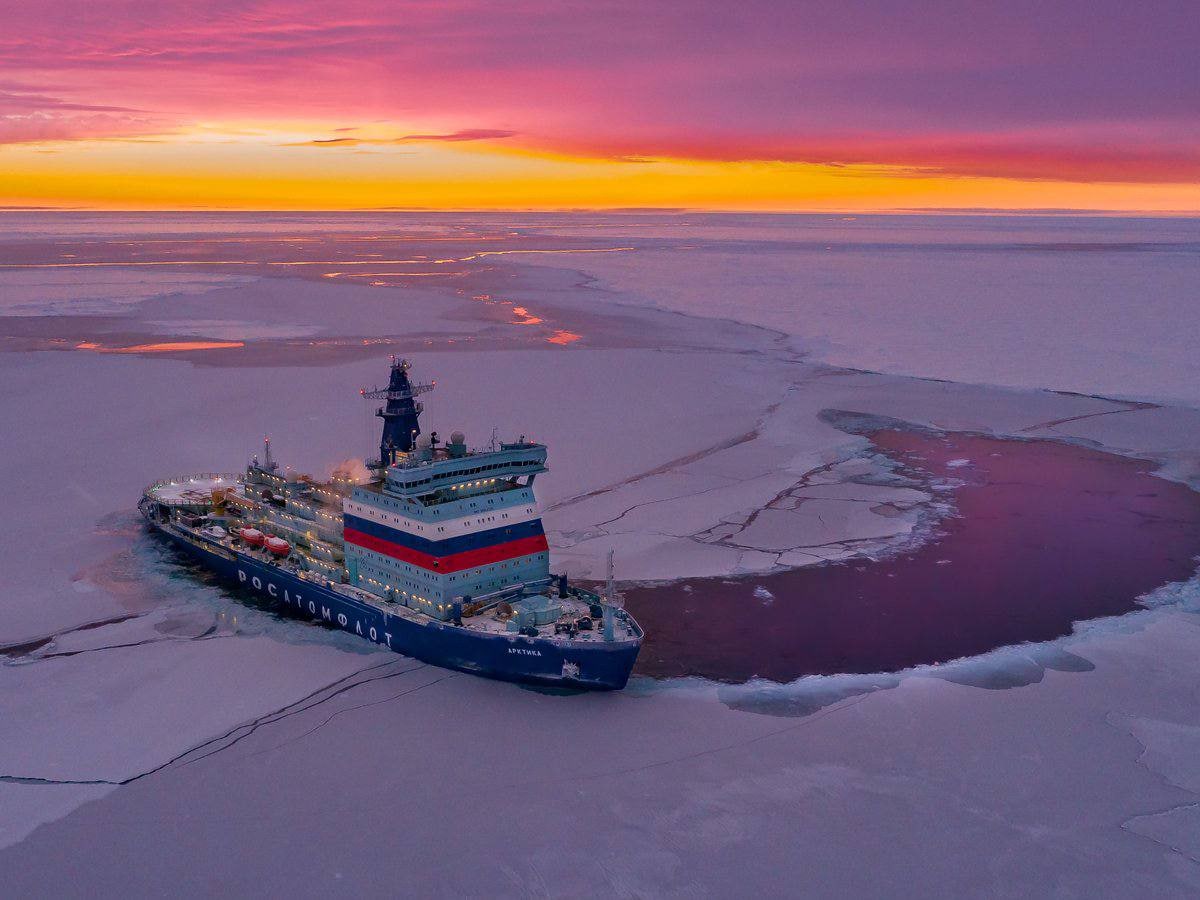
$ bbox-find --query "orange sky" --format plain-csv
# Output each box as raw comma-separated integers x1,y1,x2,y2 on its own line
5,135,1198,212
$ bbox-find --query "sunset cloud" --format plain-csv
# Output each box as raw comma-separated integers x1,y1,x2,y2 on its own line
399,129,516,143
285,129,516,147
1,0,1196,208
0,83,161,145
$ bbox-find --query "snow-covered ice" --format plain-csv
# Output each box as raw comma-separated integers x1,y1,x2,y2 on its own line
0,269,255,317
3,212,1200,896
513,213,1200,405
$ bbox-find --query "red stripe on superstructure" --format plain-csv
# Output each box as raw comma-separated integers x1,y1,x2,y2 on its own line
443,535,549,571
344,528,548,573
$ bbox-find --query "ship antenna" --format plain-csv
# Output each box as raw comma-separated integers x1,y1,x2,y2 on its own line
263,436,277,473
490,426,499,451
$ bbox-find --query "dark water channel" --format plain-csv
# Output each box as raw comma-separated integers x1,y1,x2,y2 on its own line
625,430,1200,683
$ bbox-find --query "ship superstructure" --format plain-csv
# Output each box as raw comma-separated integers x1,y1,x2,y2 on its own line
140,358,642,689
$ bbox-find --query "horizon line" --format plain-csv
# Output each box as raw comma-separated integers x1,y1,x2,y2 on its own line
2,206,1199,218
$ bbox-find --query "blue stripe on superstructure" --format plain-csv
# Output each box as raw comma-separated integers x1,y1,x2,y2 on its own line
343,514,545,556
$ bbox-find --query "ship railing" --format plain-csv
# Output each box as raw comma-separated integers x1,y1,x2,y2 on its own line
462,576,554,606
142,473,244,505
567,585,606,605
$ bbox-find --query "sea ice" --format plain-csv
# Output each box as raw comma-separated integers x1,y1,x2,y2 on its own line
513,214,1200,405
752,585,774,603
4,214,1200,895
0,269,256,316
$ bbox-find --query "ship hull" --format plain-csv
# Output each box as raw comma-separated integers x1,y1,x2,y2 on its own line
153,524,640,690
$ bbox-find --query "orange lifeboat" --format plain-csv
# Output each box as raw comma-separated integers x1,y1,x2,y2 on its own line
239,528,265,547
265,536,291,556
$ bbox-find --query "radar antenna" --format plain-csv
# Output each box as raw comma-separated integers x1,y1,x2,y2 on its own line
359,357,435,404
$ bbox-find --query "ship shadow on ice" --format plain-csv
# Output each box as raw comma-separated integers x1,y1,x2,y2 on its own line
624,419,1200,717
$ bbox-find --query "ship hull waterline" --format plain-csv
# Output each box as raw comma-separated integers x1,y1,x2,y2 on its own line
152,525,640,691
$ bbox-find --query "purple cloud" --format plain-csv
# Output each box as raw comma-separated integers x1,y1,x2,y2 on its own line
0,1,1195,180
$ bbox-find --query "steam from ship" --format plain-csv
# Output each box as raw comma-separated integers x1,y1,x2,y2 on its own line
328,458,372,485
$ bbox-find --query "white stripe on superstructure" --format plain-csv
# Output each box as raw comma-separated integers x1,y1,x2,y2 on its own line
342,498,540,539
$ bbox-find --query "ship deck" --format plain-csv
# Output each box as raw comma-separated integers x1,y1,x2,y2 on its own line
184,523,641,648
147,468,641,649
457,594,640,643
145,474,239,505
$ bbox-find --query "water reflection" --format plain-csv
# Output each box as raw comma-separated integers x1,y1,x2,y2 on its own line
75,340,244,353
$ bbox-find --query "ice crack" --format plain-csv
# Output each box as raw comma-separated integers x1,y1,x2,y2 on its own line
1,659,425,787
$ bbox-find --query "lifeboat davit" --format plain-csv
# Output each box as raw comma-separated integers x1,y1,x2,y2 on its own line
239,528,265,546
265,536,291,556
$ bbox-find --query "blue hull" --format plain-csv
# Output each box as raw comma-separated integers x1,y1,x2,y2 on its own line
155,525,640,690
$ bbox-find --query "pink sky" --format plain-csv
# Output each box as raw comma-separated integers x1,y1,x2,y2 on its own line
1,1,1197,206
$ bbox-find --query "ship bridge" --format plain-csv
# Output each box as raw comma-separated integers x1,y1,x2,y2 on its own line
381,441,547,500
344,359,552,621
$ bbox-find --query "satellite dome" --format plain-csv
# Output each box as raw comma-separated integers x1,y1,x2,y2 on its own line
415,434,433,449
450,431,466,445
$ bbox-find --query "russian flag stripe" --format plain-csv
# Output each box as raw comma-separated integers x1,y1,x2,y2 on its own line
344,527,548,573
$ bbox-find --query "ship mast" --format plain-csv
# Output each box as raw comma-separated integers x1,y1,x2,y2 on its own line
360,357,434,468
604,549,623,609
602,549,623,642
251,436,278,473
